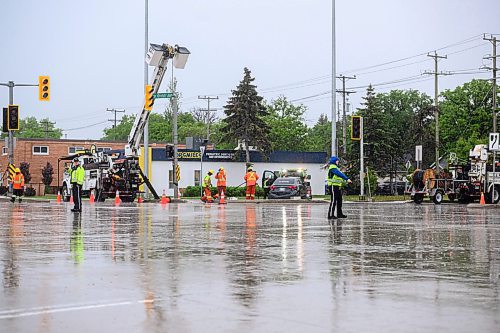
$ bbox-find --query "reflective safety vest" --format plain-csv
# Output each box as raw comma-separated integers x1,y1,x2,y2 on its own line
71,166,85,185
215,170,226,187
327,164,345,187
13,173,25,190
203,174,212,188
244,171,258,186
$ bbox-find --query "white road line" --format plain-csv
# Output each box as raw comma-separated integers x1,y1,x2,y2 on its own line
0,299,154,319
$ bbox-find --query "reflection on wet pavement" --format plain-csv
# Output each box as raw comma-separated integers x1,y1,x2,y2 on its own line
0,201,499,332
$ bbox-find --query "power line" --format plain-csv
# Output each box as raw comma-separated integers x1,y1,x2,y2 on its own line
106,108,126,140
62,121,109,132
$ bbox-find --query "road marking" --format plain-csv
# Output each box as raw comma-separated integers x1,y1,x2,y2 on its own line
0,299,155,319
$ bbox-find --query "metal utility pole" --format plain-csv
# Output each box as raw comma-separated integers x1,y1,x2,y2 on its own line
484,35,498,132
336,74,356,156
483,34,498,203
172,94,179,200
424,51,447,173
106,108,125,139
144,0,149,198
40,120,55,139
198,95,218,140
360,117,365,199
331,0,337,157
0,80,39,167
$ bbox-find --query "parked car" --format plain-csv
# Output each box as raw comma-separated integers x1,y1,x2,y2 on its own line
268,177,310,199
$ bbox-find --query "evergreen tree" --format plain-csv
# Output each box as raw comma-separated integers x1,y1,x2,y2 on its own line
222,67,271,162
42,162,54,186
355,85,390,173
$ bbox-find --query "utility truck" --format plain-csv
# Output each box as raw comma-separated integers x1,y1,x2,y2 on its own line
406,144,500,204
59,42,190,202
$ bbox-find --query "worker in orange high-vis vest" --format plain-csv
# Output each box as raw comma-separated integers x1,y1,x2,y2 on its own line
244,167,259,200
11,168,25,203
215,167,227,198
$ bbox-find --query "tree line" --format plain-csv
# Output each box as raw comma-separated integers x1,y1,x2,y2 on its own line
7,68,496,179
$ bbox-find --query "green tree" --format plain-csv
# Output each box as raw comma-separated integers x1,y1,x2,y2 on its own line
355,85,391,174
221,67,271,162
378,89,433,169
102,111,207,144
440,79,494,159
2,117,63,139
264,96,309,151
307,113,331,153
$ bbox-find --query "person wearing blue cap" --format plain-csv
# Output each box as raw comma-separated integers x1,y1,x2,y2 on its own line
327,156,352,219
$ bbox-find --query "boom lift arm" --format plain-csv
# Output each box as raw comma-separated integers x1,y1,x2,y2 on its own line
126,43,190,157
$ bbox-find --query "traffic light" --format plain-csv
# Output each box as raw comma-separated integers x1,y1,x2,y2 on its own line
165,144,174,158
38,76,50,101
7,105,20,131
145,84,154,111
2,107,8,133
351,116,361,141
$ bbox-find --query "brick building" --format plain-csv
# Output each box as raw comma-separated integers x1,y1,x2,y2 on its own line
0,138,174,188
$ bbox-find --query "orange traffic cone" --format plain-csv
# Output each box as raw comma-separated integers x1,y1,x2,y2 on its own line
480,192,485,205
115,190,121,205
70,193,74,204
219,189,226,205
161,190,169,204
56,190,62,204
90,192,95,204
137,194,143,203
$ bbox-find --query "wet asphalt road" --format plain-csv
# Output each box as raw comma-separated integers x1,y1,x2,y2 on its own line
1,199,499,333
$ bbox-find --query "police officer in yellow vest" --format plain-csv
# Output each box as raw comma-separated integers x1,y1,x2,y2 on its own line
70,158,85,212
327,156,352,220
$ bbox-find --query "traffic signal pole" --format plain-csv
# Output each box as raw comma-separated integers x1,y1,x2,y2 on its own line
7,81,14,168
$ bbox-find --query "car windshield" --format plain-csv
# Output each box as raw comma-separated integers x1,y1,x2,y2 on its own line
273,178,296,185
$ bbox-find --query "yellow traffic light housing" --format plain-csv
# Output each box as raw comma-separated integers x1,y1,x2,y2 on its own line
38,76,50,101
145,84,154,111
351,116,361,141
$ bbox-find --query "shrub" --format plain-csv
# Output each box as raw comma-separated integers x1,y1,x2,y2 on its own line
20,162,31,184
42,162,54,186
182,185,263,198
24,187,36,196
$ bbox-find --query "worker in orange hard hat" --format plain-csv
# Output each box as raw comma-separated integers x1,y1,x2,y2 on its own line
215,167,227,198
244,166,259,200
11,168,25,203
201,170,214,203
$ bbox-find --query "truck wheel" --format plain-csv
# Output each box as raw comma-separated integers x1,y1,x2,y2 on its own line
62,184,70,202
432,190,444,204
413,193,424,204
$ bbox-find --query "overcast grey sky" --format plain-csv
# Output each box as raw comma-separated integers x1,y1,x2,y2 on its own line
1,0,499,140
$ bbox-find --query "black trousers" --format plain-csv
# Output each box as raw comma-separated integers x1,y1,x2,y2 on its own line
72,183,82,210
328,185,343,219
263,188,270,199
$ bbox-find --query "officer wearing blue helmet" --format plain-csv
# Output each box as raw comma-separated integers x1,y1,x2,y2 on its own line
327,156,352,219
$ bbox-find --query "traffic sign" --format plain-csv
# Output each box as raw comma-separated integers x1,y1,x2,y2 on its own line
153,92,174,99
489,133,500,151
176,164,180,182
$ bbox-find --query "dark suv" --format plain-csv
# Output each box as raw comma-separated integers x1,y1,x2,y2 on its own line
268,177,310,199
